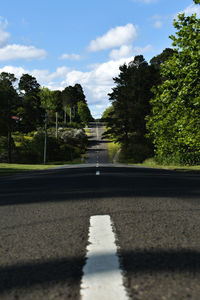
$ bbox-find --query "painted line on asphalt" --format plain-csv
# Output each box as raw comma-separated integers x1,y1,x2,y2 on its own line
96,170,100,175
80,215,128,300
96,163,99,168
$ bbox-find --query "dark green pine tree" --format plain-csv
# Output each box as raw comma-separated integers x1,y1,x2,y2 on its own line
18,74,45,132
106,55,158,162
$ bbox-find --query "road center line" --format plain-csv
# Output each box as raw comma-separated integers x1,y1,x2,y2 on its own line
96,170,100,175
80,215,128,300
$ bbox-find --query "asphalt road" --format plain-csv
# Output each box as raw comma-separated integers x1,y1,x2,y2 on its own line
1,123,200,299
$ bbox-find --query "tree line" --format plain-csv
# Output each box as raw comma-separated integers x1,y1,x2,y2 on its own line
0,72,93,163
102,0,200,165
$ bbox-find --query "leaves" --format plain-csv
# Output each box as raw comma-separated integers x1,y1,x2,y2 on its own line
147,2,200,164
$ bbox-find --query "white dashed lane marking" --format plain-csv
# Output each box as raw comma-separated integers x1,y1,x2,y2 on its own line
80,215,128,300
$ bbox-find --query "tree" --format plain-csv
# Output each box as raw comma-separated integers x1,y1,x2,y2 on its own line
18,74,44,132
77,101,93,125
105,55,158,161
61,84,88,123
150,48,177,70
146,0,200,164
101,106,114,123
39,87,56,112
0,72,19,162
61,86,75,123
39,87,57,164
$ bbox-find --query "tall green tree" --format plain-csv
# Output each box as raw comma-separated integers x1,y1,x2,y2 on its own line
77,101,93,125
0,72,19,162
150,48,177,70
61,84,88,123
146,0,200,164
39,87,56,112
105,55,158,161
18,74,44,132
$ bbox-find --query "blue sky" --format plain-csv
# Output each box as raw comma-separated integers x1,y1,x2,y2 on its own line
0,0,199,118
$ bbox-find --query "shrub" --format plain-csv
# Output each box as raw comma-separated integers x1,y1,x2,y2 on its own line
13,129,86,164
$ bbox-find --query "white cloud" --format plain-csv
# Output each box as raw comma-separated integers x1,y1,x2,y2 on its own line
0,57,135,117
109,44,153,60
109,45,132,60
181,4,200,18
59,53,81,60
0,66,70,87
0,18,47,61
0,17,10,48
63,57,135,116
87,24,138,52
0,66,27,78
132,44,153,55
0,44,47,61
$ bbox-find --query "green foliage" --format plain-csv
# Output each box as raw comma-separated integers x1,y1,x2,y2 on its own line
11,127,87,164
58,121,83,129
77,101,93,125
18,74,44,133
0,70,92,164
101,106,114,125
146,3,200,165
0,72,19,135
103,55,157,161
39,87,56,111
150,48,177,70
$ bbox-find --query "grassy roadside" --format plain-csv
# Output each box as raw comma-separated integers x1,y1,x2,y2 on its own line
107,141,120,163
106,140,200,172
0,163,57,175
133,158,200,173
0,157,85,176
84,128,91,136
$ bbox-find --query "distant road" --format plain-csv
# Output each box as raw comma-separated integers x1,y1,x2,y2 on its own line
1,123,200,299
86,121,109,165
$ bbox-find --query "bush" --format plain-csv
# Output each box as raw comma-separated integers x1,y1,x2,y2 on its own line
155,151,200,166
58,128,87,149
120,142,153,163
58,122,82,129
13,129,86,164
0,136,15,162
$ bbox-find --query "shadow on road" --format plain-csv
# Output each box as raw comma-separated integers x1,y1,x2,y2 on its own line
0,167,200,207
1,249,200,292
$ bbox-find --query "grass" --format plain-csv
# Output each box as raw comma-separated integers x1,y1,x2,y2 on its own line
0,163,58,175
0,156,86,176
84,128,91,136
107,141,120,163
134,158,200,173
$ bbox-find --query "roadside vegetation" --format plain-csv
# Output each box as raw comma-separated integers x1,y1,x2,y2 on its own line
102,0,200,169
107,141,120,163
134,158,200,172
0,72,93,171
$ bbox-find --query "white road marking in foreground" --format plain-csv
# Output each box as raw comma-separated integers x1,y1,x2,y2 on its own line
80,215,128,300
96,171,100,175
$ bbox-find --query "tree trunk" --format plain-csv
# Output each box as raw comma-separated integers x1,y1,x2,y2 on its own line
64,109,66,124
56,112,58,139
8,128,12,163
70,107,72,123
44,113,47,164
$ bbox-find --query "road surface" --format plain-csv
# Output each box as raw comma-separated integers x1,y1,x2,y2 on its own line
0,122,200,299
